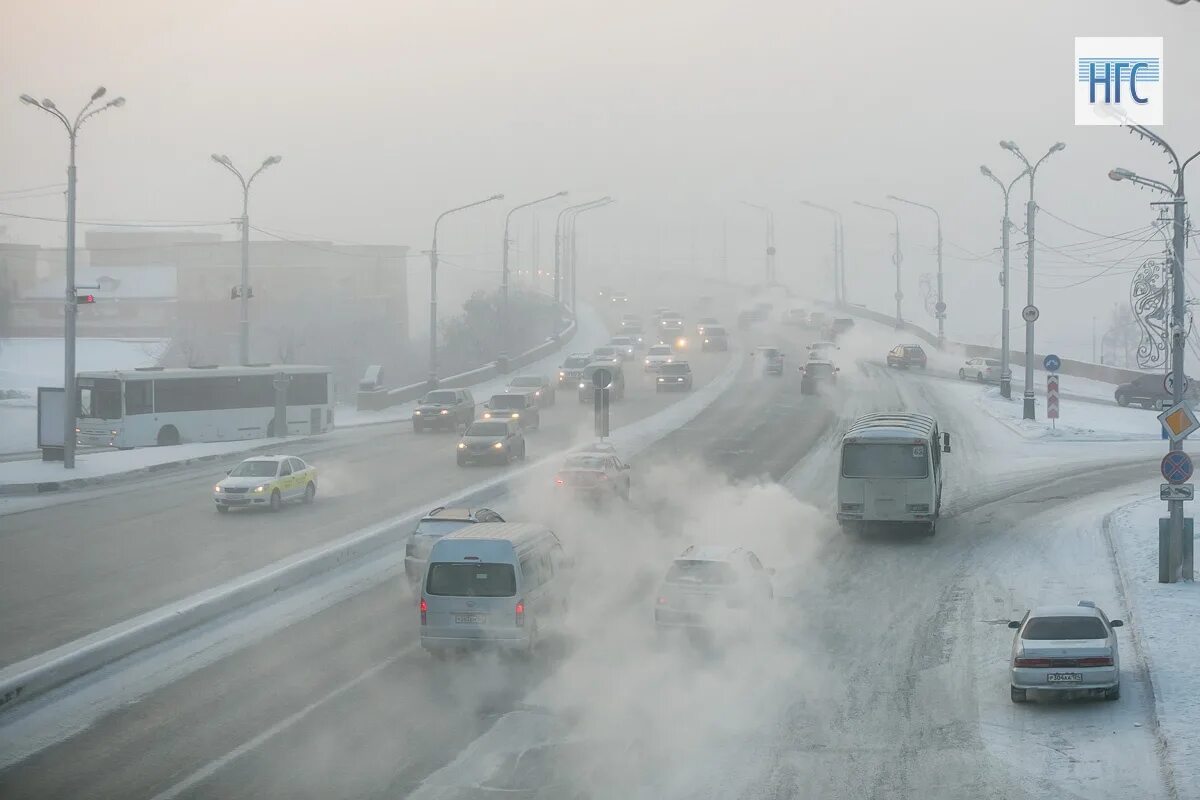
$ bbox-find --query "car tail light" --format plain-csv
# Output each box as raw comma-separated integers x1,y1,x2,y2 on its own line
1077,656,1114,667
419,597,427,625
515,599,525,627
657,596,668,605
1014,657,1051,667
555,476,565,486
597,473,608,480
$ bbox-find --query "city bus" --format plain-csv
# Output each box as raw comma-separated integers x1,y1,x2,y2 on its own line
75,365,335,448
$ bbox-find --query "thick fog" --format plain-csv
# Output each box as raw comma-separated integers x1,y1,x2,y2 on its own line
3,0,1198,359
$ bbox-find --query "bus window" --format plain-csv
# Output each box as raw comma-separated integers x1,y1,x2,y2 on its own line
79,379,122,420
842,443,930,479
125,381,153,415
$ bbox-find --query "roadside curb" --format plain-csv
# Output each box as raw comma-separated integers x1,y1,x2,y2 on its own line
0,349,745,719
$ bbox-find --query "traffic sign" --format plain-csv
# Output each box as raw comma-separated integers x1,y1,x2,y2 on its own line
935,301,947,314
1161,483,1195,501
1021,305,1039,323
1046,375,1060,420
1158,401,1200,442
1161,451,1194,484
1043,354,1061,372
1164,373,1190,396
894,291,904,301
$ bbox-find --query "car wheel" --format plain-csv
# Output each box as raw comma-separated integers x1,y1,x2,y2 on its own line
924,522,936,537
1104,683,1120,701
216,505,229,514
303,482,315,504
977,372,985,383
1010,686,1027,704
958,369,965,380
269,489,282,512
1116,393,1130,407
518,443,527,461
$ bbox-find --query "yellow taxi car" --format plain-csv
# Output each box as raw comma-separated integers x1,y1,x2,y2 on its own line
213,455,317,513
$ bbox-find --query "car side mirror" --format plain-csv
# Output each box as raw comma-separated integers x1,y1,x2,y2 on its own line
1110,619,1124,628
1007,620,1021,629
943,432,951,453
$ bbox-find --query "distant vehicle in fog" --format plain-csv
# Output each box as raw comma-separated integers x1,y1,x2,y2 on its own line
831,318,855,337
213,455,317,513
656,361,694,391
505,375,555,407
1113,372,1199,409
553,451,631,500
610,291,630,304
800,359,838,394
609,335,639,357
1008,601,1124,703
807,311,829,330
420,523,568,657
701,325,729,351
405,506,505,589
557,353,592,387
959,357,1000,383
737,306,768,329
413,388,476,432
75,365,334,448
808,341,838,361
457,419,526,466
483,392,541,429
654,545,774,633
592,345,628,364
644,344,675,372
696,317,720,336
886,344,927,369
784,308,808,325
837,413,950,536
578,360,626,402
754,346,785,375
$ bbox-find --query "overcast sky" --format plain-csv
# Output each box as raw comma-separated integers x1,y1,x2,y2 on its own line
2,0,1198,357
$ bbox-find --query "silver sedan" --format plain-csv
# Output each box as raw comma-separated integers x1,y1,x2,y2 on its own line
1008,601,1124,703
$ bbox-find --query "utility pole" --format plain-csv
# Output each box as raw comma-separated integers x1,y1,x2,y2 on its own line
20,87,125,469
853,201,903,326
888,196,945,345
799,201,844,306
721,219,728,283
980,165,1027,399
556,197,612,310
1001,140,1066,420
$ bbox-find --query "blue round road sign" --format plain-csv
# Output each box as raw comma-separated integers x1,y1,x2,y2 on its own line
1043,354,1061,372
1161,451,1194,485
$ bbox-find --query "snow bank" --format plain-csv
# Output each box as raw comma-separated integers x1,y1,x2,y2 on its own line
970,380,1161,442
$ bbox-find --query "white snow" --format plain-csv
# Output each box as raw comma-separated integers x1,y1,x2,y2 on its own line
968,380,1162,442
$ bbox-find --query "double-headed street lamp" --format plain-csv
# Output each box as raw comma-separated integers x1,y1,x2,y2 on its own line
428,194,504,386
1109,127,1200,583
501,192,567,362
853,201,903,327
556,197,612,307
211,154,283,365
799,201,845,305
1000,139,1066,420
887,195,945,346
980,165,1029,400
741,201,776,286
20,87,126,469
565,198,615,314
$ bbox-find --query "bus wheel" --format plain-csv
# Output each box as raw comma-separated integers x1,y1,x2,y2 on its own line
924,522,937,537
156,426,180,446
270,489,282,512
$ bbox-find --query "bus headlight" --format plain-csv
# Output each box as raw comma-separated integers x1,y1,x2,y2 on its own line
483,411,492,419
579,382,586,389
413,410,422,416
512,413,520,418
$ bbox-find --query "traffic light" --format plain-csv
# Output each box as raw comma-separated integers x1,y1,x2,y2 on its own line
76,293,95,305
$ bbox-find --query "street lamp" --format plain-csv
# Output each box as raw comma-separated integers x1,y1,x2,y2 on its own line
741,201,775,286
1000,139,1066,420
887,195,945,346
20,87,125,469
853,200,903,327
428,193,504,386
1108,125,1200,582
565,198,615,314
980,164,1029,399
799,200,845,306
501,191,568,363
555,197,612,309
211,153,282,366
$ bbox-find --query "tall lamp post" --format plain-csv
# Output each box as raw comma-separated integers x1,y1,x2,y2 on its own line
566,198,615,314
19,87,125,469
853,201,903,327
1109,129,1200,583
428,193,503,386
211,153,282,365
799,200,844,306
1000,140,1066,420
556,197,612,307
501,192,567,362
888,195,945,346
980,165,1028,399
741,201,776,286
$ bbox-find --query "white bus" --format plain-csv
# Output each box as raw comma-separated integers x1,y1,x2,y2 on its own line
837,413,950,536
75,365,335,448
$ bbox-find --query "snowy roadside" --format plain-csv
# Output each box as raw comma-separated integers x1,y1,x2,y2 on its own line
1106,493,1200,791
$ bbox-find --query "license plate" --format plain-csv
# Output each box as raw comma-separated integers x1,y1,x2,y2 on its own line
1047,672,1082,683
454,614,483,625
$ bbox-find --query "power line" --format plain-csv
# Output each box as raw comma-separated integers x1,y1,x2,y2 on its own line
0,210,229,228
1038,206,1166,243
0,182,66,196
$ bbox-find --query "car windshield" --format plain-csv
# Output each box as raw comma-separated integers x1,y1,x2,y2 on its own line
489,395,526,409
466,422,508,436
425,563,516,597
649,346,672,355
842,443,930,479
1022,616,1109,640
414,519,473,537
563,357,590,368
661,364,690,375
665,559,737,586
421,391,457,404
807,363,833,375
509,377,542,387
563,454,606,469
760,348,779,357
229,460,279,478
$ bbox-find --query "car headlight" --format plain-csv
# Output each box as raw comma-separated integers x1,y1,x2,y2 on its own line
512,412,520,418
677,338,687,347
666,357,673,363
644,359,651,365
254,485,266,493
534,390,541,396
483,411,492,419
493,441,505,449
413,410,422,415
657,377,665,382
458,442,467,449
579,382,586,389
704,338,710,343
214,485,222,492
559,371,565,377
440,409,449,415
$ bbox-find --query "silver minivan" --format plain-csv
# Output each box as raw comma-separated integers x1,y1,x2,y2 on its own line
419,523,568,656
